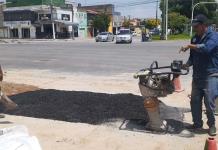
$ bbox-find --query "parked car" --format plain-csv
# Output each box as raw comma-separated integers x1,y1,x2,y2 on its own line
95,32,114,42
116,29,133,44
149,28,160,35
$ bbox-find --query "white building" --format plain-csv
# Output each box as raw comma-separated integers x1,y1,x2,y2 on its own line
3,5,79,39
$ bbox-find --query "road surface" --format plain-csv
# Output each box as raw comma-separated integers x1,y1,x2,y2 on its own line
0,40,190,75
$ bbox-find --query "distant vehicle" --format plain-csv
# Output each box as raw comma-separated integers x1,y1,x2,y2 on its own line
116,29,133,44
149,28,160,35
95,32,114,42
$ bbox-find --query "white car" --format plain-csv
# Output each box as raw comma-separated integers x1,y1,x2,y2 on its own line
116,29,132,44
95,32,114,42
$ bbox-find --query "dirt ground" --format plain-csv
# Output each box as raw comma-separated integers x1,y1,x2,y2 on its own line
0,69,217,150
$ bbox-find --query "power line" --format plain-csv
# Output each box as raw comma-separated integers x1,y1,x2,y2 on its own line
79,0,159,8
115,0,158,6
115,0,158,8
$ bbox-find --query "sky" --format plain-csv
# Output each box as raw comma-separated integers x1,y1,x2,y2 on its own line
0,0,161,19
76,0,161,19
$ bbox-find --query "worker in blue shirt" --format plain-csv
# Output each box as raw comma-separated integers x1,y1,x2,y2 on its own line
180,14,218,136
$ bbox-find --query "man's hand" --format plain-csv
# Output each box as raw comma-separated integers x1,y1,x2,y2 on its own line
179,44,198,53
182,64,190,70
179,46,190,53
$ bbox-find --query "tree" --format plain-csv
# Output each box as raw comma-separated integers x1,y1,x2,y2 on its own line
168,12,189,34
122,19,133,28
142,19,160,29
92,13,111,32
160,0,218,20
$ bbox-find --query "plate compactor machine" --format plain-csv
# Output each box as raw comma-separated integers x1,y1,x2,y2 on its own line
134,60,189,132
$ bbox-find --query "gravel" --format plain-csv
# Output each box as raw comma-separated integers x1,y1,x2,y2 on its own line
0,83,190,135
8,89,148,125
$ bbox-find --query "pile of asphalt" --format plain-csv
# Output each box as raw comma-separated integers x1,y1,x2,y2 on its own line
8,89,148,125
3,88,190,135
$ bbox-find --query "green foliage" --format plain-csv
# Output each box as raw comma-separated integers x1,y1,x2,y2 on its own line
92,13,111,32
122,19,132,28
168,12,189,34
141,18,161,29
152,34,190,40
6,0,65,7
160,0,218,20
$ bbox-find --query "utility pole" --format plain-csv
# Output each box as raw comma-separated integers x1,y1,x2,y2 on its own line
165,0,168,40
71,4,75,40
50,0,56,39
156,0,158,28
161,0,166,40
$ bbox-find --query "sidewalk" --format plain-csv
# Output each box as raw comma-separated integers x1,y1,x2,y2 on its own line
0,38,95,44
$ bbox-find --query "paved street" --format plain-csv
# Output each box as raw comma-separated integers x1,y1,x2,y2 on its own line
0,39,190,75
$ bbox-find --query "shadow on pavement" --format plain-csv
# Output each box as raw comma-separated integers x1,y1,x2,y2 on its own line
1,89,197,136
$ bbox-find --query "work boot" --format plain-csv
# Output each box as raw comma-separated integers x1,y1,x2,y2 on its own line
186,124,203,130
208,125,217,136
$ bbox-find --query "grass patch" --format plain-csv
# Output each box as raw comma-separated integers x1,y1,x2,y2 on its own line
152,34,190,41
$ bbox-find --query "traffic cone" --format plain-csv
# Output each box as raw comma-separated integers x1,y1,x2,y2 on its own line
204,137,217,150
172,74,184,92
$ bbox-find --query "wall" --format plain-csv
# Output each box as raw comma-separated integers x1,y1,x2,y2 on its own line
56,9,73,33
56,9,72,22
79,4,114,15
0,28,8,38
79,5,123,33
75,12,87,38
3,21,35,38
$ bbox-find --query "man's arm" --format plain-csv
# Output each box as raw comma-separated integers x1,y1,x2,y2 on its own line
182,36,218,54
195,37,217,54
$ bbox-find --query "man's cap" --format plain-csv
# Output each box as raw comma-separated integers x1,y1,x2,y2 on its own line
192,14,208,26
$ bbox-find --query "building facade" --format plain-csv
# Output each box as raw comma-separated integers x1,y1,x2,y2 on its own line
0,0,88,39
74,12,87,38
1,0,89,39
3,5,79,39
78,4,123,36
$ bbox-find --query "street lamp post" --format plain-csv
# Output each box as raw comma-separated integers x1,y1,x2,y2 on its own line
190,1,218,37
